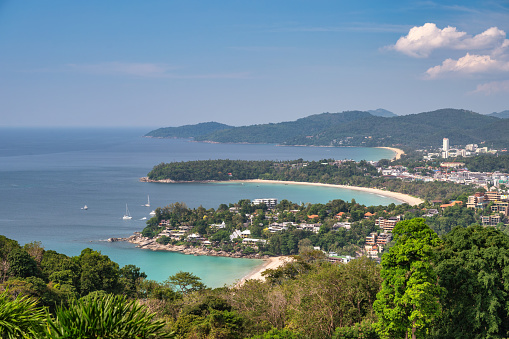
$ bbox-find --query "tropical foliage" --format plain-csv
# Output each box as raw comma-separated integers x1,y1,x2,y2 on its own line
374,218,443,339
0,289,46,339
45,294,170,339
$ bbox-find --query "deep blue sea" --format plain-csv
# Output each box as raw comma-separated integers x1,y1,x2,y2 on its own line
0,127,398,287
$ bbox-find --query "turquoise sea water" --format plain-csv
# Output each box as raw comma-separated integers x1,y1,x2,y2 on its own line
0,128,398,287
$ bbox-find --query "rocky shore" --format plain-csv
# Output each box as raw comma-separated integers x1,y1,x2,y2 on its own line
139,177,176,183
108,233,270,260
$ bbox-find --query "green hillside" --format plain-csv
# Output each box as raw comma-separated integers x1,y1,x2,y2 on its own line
145,109,509,148
145,121,232,138
194,111,372,144
287,109,500,148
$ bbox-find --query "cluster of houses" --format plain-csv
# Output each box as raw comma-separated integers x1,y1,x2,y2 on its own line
155,186,509,262
466,191,509,226
379,162,509,189
151,197,358,263
362,190,509,259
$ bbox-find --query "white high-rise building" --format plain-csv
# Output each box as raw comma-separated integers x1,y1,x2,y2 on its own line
443,138,449,158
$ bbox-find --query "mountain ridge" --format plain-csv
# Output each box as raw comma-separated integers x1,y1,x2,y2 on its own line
146,109,509,148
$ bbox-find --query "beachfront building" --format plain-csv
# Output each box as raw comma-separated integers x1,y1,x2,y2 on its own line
242,238,267,247
252,198,278,209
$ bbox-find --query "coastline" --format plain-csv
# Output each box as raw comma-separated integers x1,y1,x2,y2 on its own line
110,233,269,259
110,234,288,287
234,179,423,205
376,146,404,160
141,176,424,205
235,256,292,287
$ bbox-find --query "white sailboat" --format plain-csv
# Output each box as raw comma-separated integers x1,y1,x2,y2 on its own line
123,204,132,220
144,195,150,207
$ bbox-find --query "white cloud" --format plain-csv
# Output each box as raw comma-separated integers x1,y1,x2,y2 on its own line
471,80,509,95
392,23,507,57
426,53,509,78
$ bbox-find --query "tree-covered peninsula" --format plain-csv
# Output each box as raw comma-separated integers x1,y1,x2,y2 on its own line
146,158,477,201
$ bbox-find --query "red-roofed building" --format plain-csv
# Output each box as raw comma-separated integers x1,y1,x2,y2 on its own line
335,212,347,219
440,201,463,209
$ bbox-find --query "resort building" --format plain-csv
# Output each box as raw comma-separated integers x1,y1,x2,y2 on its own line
252,198,278,209
375,216,401,233
482,215,501,227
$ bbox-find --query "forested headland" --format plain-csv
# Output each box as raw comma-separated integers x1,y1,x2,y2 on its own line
146,159,477,201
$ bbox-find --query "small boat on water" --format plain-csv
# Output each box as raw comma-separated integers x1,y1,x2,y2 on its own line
149,210,156,216
123,204,132,220
81,205,88,210
143,195,150,207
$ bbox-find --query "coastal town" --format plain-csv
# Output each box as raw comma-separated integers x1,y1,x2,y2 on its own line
114,141,509,272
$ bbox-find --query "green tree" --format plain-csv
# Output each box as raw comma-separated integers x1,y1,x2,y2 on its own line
286,258,381,338
120,264,147,298
432,225,509,338
165,271,205,295
374,218,443,339
74,248,121,296
7,248,39,278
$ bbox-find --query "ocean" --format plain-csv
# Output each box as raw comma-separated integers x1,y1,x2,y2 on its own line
0,127,398,287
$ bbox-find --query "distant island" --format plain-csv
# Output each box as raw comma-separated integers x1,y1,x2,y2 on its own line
145,108,509,149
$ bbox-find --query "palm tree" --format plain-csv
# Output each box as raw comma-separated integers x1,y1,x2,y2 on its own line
45,294,172,338
0,289,46,339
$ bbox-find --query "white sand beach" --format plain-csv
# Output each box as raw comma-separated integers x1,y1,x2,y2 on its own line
238,179,423,206
236,256,292,287
376,146,405,160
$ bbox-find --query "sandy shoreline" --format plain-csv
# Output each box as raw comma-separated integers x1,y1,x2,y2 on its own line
235,256,292,287
376,146,404,160
234,179,423,206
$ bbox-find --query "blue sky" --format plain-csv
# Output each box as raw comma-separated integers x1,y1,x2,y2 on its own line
1,0,508,127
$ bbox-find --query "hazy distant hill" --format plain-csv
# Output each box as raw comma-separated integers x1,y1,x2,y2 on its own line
286,109,501,148
193,111,372,144
145,109,509,148
145,122,232,138
488,110,509,119
367,108,397,117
